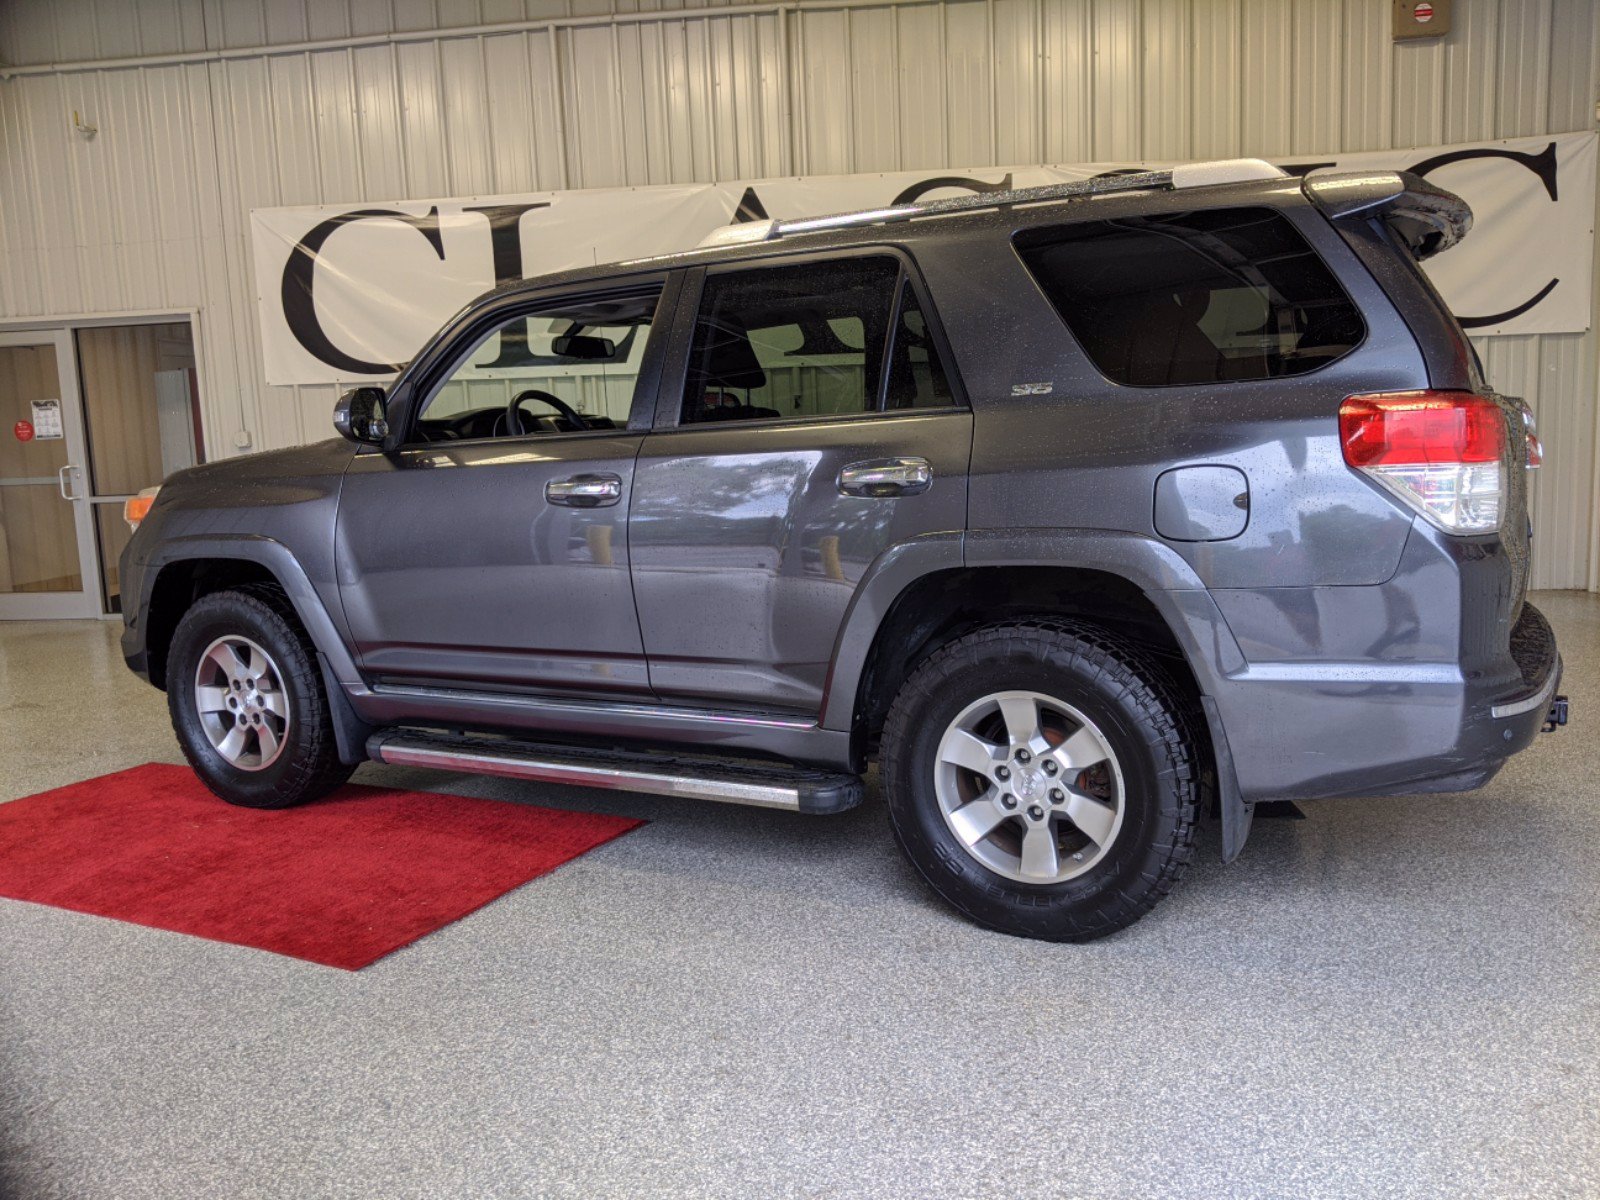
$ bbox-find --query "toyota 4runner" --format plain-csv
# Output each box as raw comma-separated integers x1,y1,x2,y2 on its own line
120,158,1567,941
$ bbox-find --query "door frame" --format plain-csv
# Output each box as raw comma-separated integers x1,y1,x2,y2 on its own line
337,283,675,695
0,308,206,619
0,328,100,619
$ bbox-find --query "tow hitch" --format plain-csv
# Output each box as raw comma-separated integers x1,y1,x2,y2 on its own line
1543,695,1569,733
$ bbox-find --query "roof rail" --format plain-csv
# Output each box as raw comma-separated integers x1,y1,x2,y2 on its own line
695,158,1288,250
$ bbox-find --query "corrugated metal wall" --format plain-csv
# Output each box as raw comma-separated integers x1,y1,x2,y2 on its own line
1,0,1597,588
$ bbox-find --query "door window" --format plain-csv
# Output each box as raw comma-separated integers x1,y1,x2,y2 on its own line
681,256,955,425
0,330,101,620
413,291,660,442
0,342,80,596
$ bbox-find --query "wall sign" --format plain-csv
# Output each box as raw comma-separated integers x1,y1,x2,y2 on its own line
1394,0,1452,40
13,421,33,443
251,131,1597,386
29,399,63,440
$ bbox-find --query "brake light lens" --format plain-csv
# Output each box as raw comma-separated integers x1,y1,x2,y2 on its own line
1339,391,1505,533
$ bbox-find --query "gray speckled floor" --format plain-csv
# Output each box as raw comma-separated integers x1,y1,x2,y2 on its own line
1,594,1597,1200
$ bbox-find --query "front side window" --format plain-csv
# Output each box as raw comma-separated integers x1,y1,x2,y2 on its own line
412,291,659,442
1015,207,1365,387
681,256,955,425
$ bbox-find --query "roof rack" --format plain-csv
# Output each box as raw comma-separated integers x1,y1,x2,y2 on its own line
697,157,1288,250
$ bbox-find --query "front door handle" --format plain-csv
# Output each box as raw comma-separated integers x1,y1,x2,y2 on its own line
545,473,622,508
838,457,932,498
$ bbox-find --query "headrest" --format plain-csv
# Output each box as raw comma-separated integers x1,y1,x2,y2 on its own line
697,319,767,390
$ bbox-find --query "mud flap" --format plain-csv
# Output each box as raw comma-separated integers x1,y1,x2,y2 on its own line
1200,695,1253,864
318,652,374,766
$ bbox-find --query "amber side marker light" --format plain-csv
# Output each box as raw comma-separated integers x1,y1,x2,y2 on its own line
123,486,161,531
1521,407,1544,469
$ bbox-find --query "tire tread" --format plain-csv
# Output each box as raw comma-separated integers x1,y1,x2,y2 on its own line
167,584,353,808
879,619,1201,941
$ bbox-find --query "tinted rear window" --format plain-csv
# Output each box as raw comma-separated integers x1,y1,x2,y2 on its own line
1015,207,1365,387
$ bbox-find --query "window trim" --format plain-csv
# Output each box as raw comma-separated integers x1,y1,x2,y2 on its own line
640,401,970,441
385,274,678,448
1011,205,1369,391
651,244,968,432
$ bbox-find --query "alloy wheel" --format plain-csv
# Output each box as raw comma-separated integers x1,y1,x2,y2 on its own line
193,635,291,771
933,689,1125,884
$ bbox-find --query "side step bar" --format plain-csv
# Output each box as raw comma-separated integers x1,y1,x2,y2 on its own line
367,730,864,815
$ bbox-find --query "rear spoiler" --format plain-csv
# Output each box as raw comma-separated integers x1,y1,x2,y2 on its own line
1302,170,1472,260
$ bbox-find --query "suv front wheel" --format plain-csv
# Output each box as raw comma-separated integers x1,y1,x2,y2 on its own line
880,622,1201,941
167,585,354,809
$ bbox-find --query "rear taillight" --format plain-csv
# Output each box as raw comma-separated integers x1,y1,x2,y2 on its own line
1339,391,1506,534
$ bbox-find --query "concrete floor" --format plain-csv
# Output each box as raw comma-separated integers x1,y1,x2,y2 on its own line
0,593,1597,1200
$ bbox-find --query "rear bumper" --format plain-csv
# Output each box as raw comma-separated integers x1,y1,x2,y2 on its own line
1495,598,1560,718
1203,550,1562,805
1216,604,1555,803
1368,619,1561,800
1410,594,1562,792
1210,657,1558,802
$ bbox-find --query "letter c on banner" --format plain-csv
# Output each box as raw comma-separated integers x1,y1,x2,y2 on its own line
280,208,446,374
1409,142,1561,329
891,174,1015,205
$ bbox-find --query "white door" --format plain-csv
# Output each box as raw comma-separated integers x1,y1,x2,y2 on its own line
0,330,99,619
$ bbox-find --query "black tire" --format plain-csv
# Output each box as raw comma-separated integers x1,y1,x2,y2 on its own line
880,621,1200,941
167,584,354,809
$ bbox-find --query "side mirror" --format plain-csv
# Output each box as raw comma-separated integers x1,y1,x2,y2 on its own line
333,387,389,445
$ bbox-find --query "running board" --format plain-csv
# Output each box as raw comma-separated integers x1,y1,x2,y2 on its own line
367,730,864,815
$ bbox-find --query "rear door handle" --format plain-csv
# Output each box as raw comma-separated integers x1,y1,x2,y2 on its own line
57,464,83,501
838,457,932,498
545,473,622,508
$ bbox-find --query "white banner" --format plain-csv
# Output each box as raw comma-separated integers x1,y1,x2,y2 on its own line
252,132,1597,386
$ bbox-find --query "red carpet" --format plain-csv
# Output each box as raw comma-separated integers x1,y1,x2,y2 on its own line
0,763,643,970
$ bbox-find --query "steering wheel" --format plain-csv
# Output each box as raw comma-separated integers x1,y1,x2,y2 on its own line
507,389,586,436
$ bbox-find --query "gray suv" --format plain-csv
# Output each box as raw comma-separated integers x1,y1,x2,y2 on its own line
120,159,1566,941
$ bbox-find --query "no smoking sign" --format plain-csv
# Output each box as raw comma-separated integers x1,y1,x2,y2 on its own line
13,421,34,443
1393,0,1450,39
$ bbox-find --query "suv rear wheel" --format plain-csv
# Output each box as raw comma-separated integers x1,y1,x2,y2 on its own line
167,585,353,809
880,622,1200,941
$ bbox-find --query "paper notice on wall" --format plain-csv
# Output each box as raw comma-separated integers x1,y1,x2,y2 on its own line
30,399,63,440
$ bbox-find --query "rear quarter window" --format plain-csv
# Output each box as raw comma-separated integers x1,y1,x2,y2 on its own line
1014,206,1365,387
